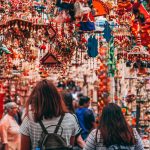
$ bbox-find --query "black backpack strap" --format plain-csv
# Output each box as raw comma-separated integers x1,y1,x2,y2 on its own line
39,120,48,134
54,114,65,134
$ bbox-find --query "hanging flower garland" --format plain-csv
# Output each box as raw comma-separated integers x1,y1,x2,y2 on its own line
96,44,110,108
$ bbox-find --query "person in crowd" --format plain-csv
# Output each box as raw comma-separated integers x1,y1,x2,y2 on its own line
61,91,75,114
3,99,22,125
84,103,144,150
0,102,20,150
72,86,78,101
14,106,22,125
61,91,85,149
73,92,84,110
76,96,95,140
20,79,84,150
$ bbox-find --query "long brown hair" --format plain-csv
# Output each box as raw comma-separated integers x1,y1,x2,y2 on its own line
99,103,136,147
26,79,68,122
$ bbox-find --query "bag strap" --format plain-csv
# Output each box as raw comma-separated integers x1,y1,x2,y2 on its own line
39,114,65,134
54,114,65,134
39,120,48,134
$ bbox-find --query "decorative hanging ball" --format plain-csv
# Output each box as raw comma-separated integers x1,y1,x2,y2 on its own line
40,44,46,50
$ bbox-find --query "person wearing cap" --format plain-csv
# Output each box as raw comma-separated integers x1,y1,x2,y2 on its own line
0,102,20,150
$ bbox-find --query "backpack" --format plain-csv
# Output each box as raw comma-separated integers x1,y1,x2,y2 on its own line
38,114,72,150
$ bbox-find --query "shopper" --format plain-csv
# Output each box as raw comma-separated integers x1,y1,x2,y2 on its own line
0,102,20,150
76,96,95,140
61,91,85,149
20,79,82,150
61,91,75,114
84,103,144,150
3,99,22,125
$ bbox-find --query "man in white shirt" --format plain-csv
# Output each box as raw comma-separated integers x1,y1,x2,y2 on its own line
0,102,20,150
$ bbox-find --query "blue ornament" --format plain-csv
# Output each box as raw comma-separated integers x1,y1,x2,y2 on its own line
103,21,112,43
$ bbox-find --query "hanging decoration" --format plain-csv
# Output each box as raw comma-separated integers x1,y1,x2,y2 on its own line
127,34,150,74
108,37,116,77
0,0,84,81
113,26,131,60
96,44,110,108
128,35,150,61
117,0,132,16
79,12,95,31
103,21,112,43
87,35,98,57
92,0,109,16
131,0,150,47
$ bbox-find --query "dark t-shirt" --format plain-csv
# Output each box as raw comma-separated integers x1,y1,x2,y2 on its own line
84,109,95,130
76,108,95,140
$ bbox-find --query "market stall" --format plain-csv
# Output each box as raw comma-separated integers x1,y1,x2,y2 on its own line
0,0,149,148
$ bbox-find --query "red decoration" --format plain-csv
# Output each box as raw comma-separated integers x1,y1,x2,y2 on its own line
40,45,46,50
93,0,110,16
97,46,110,106
128,36,150,62
40,52,61,65
0,93,5,119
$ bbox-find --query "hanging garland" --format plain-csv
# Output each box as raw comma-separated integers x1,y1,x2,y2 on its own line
96,44,110,109
108,37,117,77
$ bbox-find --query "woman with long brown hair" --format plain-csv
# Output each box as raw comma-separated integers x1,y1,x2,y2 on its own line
20,80,81,150
84,103,144,150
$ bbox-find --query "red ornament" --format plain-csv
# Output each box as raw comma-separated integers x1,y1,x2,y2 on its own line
40,45,46,50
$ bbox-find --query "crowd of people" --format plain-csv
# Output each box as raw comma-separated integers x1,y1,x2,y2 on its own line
0,79,144,150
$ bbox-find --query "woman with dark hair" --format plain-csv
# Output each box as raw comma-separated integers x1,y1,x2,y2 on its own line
61,91,75,114
20,80,82,150
61,91,85,149
84,103,144,150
